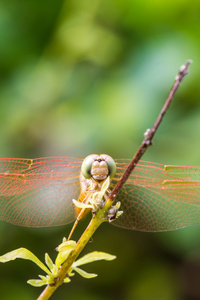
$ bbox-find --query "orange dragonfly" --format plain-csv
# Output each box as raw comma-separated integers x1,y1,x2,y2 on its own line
0,154,200,232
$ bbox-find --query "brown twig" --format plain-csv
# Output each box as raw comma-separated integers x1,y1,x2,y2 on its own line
108,60,192,201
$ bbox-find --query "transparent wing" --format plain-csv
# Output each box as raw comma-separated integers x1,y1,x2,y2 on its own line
0,157,83,227
1,156,200,231
112,160,200,231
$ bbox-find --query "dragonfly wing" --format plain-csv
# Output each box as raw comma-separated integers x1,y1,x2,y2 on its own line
111,160,200,231
0,157,83,227
162,165,200,204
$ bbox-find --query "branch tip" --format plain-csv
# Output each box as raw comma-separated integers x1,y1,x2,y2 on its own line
179,60,192,77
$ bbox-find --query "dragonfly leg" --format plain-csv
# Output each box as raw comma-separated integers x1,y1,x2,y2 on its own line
67,208,86,241
67,183,98,240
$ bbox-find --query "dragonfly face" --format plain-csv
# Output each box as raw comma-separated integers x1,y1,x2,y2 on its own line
81,154,116,181
0,155,200,231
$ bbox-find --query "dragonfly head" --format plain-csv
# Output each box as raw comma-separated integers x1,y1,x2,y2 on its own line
81,154,116,182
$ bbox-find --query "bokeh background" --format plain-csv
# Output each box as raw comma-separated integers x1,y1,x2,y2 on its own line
0,0,200,299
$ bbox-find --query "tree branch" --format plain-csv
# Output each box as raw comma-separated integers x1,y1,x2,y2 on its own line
108,60,192,201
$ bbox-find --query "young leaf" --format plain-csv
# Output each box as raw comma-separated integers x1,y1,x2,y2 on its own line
56,239,76,252
0,248,51,275
73,251,116,267
27,279,47,287
55,251,71,269
55,240,76,269
72,199,93,209
73,267,97,279
45,253,54,273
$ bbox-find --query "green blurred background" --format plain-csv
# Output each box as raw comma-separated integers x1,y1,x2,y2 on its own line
1,0,200,299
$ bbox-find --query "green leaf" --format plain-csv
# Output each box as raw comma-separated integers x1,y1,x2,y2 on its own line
74,251,116,267
101,176,110,195
73,267,97,279
27,274,55,287
56,240,76,253
55,239,76,269
27,279,47,287
92,177,111,204
38,275,48,281
45,253,54,273
55,251,71,269
72,199,93,209
116,211,123,218
52,264,58,275
0,248,51,275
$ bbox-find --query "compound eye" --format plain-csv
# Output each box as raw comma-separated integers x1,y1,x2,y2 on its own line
81,155,96,179
105,155,116,179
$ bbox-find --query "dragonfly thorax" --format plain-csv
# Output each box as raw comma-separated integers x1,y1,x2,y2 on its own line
81,154,116,182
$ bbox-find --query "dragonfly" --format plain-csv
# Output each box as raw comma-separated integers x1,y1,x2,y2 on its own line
0,154,200,232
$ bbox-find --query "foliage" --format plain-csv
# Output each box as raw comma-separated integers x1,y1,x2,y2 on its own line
0,241,115,287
